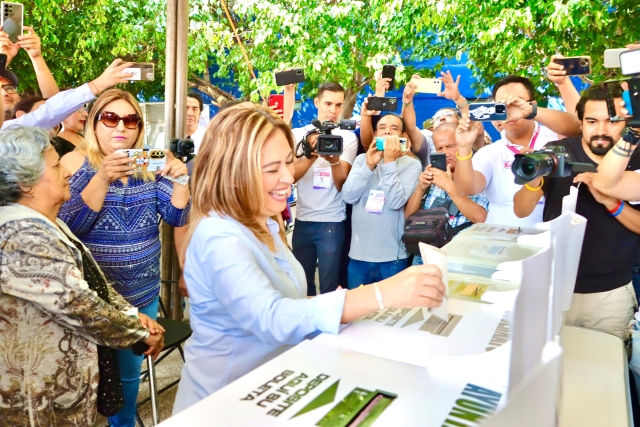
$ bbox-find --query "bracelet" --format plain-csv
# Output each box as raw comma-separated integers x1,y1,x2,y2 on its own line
608,200,624,216
329,161,341,166
456,99,468,109
455,151,473,161
88,80,101,96
373,283,385,311
524,178,544,191
403,101,412,106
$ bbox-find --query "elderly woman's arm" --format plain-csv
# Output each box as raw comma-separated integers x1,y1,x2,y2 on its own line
0,221,150,349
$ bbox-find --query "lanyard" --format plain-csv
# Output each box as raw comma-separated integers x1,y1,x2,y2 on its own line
507,125,540,155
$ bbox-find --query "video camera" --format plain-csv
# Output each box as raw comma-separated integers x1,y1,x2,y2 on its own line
170,138,195,163
511,146,597,185
298,119,356,159
604,48,640,129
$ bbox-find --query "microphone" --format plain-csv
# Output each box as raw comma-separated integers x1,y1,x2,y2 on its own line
312,119,322,128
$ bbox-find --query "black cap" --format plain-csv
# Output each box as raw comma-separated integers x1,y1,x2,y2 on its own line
0,69,19,87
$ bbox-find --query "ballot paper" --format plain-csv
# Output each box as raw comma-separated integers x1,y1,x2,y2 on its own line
419,242,449,322
561,185,579,215
458,223,546,242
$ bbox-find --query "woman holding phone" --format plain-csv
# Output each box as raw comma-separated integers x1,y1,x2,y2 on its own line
58,89,190,427
172,103,446,414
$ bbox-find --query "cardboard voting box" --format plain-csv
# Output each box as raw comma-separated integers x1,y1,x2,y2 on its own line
162,340,506,427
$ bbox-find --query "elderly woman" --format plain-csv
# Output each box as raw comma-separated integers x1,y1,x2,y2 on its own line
0,127,164,426
59,89,190,426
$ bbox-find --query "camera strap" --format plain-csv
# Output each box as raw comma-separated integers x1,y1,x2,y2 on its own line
507,124,540,155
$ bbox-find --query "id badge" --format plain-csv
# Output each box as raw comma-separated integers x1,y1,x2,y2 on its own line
313,166,331,189
365,190,385,214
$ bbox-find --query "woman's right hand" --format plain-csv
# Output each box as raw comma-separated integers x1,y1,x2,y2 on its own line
143,332,165,360
378,264,446,309
91,59,135,94
97,151,136,183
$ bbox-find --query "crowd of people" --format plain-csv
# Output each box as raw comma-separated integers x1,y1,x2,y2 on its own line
0,20,639,426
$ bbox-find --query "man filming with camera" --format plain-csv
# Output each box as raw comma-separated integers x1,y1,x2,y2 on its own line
155,92,206,155
512,84,640,341
291,82,359,296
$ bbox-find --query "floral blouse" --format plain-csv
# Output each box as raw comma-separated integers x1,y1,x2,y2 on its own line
0,204,149,426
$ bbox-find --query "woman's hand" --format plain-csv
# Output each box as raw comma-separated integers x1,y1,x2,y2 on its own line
378,264,446,309
143,332,165,360
138,313,166,335
161,150,188,179
97,151,136,183
91,59,135,94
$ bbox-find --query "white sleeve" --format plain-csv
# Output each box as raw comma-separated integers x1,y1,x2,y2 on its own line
2,84,96,130
154,132,166,149
471,145,495,190
339,132,358,165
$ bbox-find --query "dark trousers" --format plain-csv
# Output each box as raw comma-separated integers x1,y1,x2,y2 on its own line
347,258,409,289
292,220,345,296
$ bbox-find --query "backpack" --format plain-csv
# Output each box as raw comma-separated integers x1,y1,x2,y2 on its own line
402,203,473,254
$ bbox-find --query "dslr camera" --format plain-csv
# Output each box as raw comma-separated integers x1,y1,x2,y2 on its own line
170,138,195,163
511,146,596,185
298,119,356,159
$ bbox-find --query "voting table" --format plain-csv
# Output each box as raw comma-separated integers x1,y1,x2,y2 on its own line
160,217,632,427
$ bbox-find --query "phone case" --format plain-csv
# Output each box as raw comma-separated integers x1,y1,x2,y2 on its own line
415,78,442,94
275,69,305,86
117,149,167,172
430,153,447,171
268,94,284,110
468,103,507,121
382,65,396,91
553,56,591,76
122,63,155,82
375,137,407,152
367,97,399,112
604,48,630,68
1,2,23,43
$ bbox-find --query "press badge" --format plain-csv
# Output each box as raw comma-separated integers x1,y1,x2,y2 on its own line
365,190,385,214
313,167,331,189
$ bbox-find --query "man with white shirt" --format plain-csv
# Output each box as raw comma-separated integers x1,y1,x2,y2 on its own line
155,92,207,154
292,82,359,296
454,75,582,227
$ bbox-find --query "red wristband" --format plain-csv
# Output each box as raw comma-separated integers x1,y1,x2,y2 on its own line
607,200,622,214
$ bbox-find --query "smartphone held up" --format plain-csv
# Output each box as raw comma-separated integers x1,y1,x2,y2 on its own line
1,2,23,43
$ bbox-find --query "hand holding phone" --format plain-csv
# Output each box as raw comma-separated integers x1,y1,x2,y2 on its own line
382,65,396,91
1,2,23,44
414,78,442,94
552,56,591,76
430,153,447,171
275,69,304,86
121,63,155,81
268,94,284,118
367,96,399,112
468,102,507,121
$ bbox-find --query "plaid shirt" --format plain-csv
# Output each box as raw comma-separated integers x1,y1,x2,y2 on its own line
423,184,489,228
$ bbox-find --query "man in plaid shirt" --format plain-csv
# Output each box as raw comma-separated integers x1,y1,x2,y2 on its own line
405,123,489,263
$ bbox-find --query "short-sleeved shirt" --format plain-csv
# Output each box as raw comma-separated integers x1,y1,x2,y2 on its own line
424,184,489,228
472,123,557,227
541,136,640,294
292,126,359,222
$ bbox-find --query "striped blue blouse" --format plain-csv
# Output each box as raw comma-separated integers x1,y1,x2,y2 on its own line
58,158,191,308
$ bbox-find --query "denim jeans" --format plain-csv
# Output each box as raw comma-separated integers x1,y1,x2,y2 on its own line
108,297,159,427
347,258,409,289
292,220,345,296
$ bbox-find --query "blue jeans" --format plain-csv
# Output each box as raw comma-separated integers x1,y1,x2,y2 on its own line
292,220,345,296
347,258,409,289
108,297,159,427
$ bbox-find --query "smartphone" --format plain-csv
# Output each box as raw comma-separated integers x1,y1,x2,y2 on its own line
620,49,640,77
553,56,591,76
414,78,442,94
375,136,407,152
116,149,167,172
468,102,507,121
604,48,630,68
268,94,284,110
0,53,6,76
382,65,396,91
430,153,447,171
275,69,304,86
122,63,155,81
367,96,399,112
1,2,23,43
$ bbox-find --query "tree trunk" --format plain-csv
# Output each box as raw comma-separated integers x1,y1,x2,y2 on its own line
341,87,358,120
188,74,237,106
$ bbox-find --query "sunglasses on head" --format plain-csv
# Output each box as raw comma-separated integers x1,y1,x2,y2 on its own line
97,111,141,129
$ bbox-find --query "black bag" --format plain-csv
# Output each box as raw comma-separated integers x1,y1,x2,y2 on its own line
402,204,473,254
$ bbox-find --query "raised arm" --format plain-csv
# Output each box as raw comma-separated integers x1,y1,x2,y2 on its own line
496,93,581,137
19,26,59,97
593,135,640,200
547,54,581,117
453,116,488,196
360,77,390,150
401,75,426,153
282,83,296,125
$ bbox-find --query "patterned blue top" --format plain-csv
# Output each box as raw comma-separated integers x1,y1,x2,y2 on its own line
58,158,191,308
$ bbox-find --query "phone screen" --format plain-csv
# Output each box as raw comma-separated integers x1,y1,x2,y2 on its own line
620,49,640,76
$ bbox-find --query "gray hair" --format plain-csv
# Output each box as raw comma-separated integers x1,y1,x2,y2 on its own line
0,127,52,206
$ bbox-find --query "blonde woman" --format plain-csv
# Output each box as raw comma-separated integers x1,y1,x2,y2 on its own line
172,103,446,414
59,89,190,427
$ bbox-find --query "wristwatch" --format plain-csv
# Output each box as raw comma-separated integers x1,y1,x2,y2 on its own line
622,127,640,145
524,102,538,120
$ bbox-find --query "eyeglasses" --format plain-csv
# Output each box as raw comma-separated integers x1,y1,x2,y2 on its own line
97,111,141,130
2,85,17,94
433,111,457,121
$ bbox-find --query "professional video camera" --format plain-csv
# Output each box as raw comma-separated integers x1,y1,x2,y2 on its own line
511,146,597,185
170,138,195,163
604,48,640,130
298,119,356,159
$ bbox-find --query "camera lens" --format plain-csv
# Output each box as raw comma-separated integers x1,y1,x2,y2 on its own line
323,141,335,150
296,70,302,75
512,154,556,182
496,105,506,114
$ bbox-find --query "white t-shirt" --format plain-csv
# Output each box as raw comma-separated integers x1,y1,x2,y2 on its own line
472,123,558,227
292,125,359,222
155,125,207,154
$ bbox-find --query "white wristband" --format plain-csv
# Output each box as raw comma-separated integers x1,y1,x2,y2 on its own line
373,282,385,311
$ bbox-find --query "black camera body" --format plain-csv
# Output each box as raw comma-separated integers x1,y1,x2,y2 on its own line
299,119,356,159
170,138,195,162
511,146,596,185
